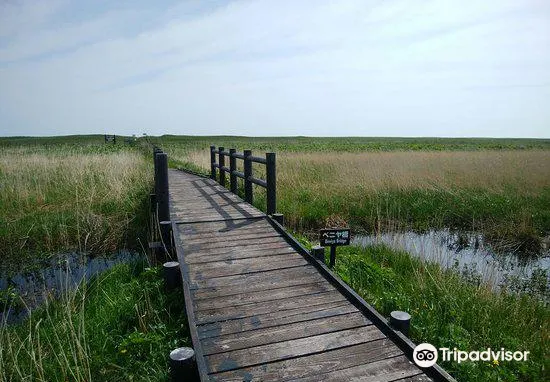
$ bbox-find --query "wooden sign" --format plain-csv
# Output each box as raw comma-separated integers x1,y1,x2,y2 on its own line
319,228,351,247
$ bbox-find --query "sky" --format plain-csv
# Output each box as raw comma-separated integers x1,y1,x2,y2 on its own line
0,0,549,138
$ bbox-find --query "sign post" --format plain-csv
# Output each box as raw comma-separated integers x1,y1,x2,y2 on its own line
319,228,351,267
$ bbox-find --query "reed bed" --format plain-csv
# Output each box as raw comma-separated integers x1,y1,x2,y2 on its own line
0,145,153,273
170,148,550,194
167,147,550,250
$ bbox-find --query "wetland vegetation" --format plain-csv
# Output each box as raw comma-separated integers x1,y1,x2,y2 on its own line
162,136,550,256
1,135,549,381
161,135,550,382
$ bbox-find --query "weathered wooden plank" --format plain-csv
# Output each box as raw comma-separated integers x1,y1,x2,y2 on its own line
185,247,296,265
198,301,356,339
181,224,273,235
189,254,307,280
210,339,402,381
202,312,371,355
172,199,250,209
173,212,264,222
172,203,260,214
206,325,385,373
188,265,319,290
177,221,271,235
190,251,302,269
184,242,295,260
185,236,286,251
174,204,260,214
290,355,422,382
193,282,335,311
195,290,347,324
183,230,280,244
192,268,326,299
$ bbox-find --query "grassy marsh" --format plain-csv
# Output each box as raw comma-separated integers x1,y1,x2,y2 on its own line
0,262,190,382
0,143,152,273
301,240,550,382
164,135,550,381
2,135,549,382
164,140,550,252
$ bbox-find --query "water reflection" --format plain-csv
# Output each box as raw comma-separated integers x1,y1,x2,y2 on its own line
353,230,550,298
0,251,141,324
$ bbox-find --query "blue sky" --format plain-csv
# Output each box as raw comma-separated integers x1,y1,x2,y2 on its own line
0,0,549,137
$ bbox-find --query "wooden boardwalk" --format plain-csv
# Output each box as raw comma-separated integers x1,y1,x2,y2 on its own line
169,169,437,381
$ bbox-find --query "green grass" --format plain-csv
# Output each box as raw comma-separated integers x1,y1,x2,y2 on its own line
0,141,153,274
2,135,549,381
158,135,550,253
297,236,549,381
0,262,190,382
275,187,550,254
154,135,550,152
0,135,137,147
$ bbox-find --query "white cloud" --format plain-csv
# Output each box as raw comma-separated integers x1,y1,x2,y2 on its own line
0,0,549,137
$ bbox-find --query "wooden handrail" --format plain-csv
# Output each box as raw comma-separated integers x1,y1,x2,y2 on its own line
210,145,277,215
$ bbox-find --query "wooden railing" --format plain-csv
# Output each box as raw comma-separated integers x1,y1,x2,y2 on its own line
210,146,277,215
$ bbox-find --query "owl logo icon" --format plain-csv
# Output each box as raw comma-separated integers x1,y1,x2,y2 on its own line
413,343,438,367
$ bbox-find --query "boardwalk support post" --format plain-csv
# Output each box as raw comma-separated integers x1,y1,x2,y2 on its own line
154,149,161,197
272,213,284,226
210,145,216,180
149,193,156,213
153,147,162,163
244,149,253,204
311,245,325,263
160,221,173,256
229,148,237,193
218,146,226,187
163,261,181,290
156,153,170,223
169,347,199,382
266,152,276,215
390,310,411,336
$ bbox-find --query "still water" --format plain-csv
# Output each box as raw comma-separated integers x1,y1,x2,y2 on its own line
353,230,550,298
0,251,141,324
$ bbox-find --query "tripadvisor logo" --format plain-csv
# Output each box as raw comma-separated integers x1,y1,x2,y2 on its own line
413,343,529,368
413,343,438,367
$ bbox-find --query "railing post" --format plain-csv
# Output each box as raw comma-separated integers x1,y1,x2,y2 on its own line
169,347,199,381
156,153,170,223
149,193,157,213
266,152,276,215
390,311,411,336
160,220,173,257
311,245,325,263
229,148,237,194
244,149,253,204
272,213,284,225
218,146,225,187
163,261,181,291
154,149,162,199
210,145,216,180
153,147,162,162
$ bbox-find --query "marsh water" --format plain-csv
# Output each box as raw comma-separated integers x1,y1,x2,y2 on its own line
2,230,549,325
0,251,141,324
353,230,550,299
